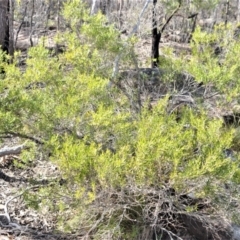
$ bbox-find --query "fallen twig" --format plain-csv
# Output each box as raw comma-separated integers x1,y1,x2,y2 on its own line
0,186,39,230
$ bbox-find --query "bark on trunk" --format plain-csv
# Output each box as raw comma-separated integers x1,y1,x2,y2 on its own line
151,0,180,67
0,0,9,54
151,0,160,68
100,0,110,15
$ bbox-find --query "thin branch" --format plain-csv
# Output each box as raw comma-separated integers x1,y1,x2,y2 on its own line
160,2,181,34
14,0,29,50
0,131,44,145
0,186,40,230
85,209,110,238
111,0,151,82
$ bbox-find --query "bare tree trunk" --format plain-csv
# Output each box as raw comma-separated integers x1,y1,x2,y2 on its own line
100,0,110,15
187,13,198,43
0,0,9,54
14,1,28,50
57,0,60,29
8,0,13,56
151,0,160,68
238,0,240,23
29,0,35,47
225,0,230,27
91,0,97,15
118,0,124,28
151,0,181,68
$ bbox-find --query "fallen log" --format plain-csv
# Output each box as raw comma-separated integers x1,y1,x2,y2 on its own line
0,144,26,157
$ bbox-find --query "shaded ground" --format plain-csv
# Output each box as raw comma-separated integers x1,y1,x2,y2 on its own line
0,144,83,240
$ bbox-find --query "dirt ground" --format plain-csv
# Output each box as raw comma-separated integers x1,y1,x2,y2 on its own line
0,142,83,240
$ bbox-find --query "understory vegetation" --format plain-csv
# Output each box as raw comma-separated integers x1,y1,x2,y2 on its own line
1,0,240,239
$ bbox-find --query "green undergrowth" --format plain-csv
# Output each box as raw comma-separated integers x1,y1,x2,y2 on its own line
0,0,240,238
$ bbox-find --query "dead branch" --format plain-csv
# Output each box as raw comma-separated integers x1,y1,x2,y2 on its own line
0,131,44,144
160,2,181,34
0,143,26,157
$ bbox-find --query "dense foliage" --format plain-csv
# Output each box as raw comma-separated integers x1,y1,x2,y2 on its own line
1,0,240,238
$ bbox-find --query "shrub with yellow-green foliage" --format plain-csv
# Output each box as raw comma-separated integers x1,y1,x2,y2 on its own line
181,24,240,99
0,1,240,238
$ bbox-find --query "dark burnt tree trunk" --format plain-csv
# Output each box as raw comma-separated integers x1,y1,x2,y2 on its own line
187,13,198,43
100,0,110,15
151,0,160,68
0,0,9,54
151,0,181,68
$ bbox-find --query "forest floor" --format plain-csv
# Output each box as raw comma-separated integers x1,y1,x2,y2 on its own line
0,140,82,240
